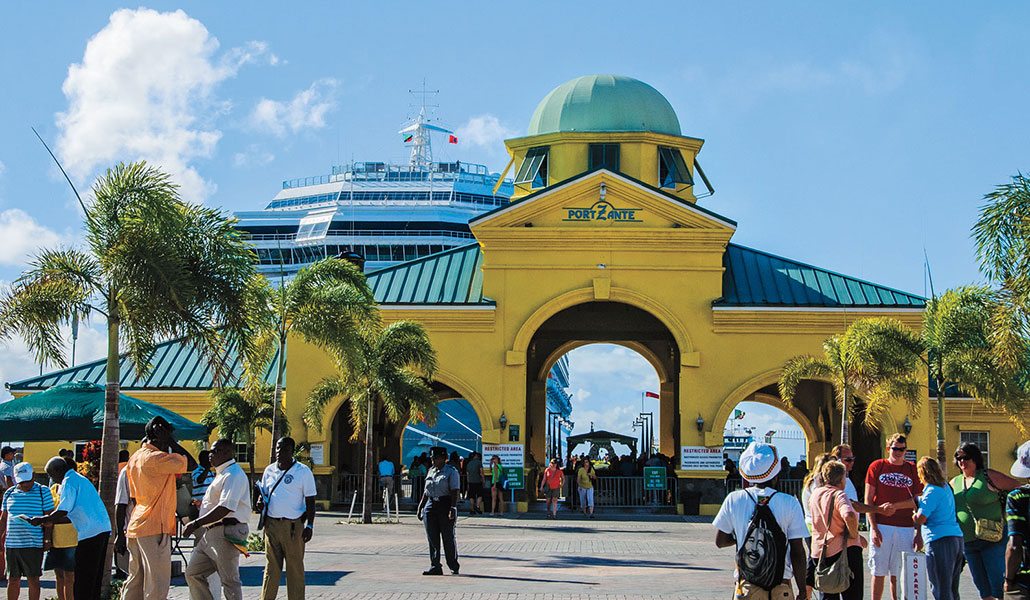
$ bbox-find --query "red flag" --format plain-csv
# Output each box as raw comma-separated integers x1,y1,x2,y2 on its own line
644,391,659,399
448,134,458,144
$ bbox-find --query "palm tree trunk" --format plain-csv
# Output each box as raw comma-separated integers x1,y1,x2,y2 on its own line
840,386,850,445
936,377,947,472
362,391,374,524
268,333,287,463
98,296,121,596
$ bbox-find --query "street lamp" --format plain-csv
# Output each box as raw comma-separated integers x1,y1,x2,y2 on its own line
499,412,508,431
902,416,912,435
695,414,705,432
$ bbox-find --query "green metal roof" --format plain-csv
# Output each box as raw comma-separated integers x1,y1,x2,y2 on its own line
366,243,489,305
8,339,280,392
718,244,925,308
528,75,682,136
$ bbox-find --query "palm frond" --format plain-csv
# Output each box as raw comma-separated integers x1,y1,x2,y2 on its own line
778,355,834,403
303,375,351,433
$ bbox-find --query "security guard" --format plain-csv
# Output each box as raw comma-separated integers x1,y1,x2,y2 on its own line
417,446,461,575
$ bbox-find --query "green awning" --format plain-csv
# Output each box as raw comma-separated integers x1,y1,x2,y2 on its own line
0,381,208,441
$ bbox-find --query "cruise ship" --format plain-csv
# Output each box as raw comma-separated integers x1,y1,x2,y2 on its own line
234,100,573,460
234,105,514,275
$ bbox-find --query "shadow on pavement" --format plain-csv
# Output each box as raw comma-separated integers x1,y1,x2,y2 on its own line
529,555,722,570
461,573,598,585
238,566,351,586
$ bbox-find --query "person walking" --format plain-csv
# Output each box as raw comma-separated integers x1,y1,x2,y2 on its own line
576,458,597,518
0,446,16,584
911,457,965,600
865,433,923,600
378,456,396,499
416,447,460,576
46,475,77,600
488,455,505,515
951,443,1021,600
465,453,484,515
182,439,251,600
120,416,195,600
1004,440,1030,599
2,463,54,600
190,451,215,518
809,459,865,600
257,437,316,600
713,442,809,600
540,458,565,519
33,457,111,600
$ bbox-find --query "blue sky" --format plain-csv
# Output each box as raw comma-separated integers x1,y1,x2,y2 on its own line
1,3,1027,448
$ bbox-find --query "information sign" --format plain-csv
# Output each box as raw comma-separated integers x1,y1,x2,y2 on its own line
905,449,917,464
643,466,666,490
502,466,525,490
309,443,324,466
483,443,525,491
680,446,724,470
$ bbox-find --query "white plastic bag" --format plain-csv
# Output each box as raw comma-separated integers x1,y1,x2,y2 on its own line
900,551,928,600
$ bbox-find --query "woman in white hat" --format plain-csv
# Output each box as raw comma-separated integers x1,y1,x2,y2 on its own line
1004,441,1030,598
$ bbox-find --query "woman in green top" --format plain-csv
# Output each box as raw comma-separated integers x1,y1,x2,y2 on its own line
576,458,597,518
950,442,1021,600
489,455,505,515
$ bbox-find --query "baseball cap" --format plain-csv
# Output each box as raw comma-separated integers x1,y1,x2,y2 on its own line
738,442,782,484
13,462,33,483
1012,440,1030,478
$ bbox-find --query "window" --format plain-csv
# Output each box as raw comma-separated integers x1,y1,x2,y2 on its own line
514,147,549,188
588,144,620,172
960,431,990,467
658,147,693,189
295,209,335,243
234,441,254,466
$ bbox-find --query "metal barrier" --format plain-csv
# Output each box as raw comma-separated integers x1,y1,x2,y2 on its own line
565,476,678,508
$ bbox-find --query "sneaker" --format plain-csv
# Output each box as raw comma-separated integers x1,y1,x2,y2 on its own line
422,567,443,576
450,566,460,575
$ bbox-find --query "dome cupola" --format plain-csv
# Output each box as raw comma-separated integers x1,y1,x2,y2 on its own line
527,75,681,136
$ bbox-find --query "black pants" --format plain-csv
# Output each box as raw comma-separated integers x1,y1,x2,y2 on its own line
424,505,459,571
817,545,864,600
74,531,110,600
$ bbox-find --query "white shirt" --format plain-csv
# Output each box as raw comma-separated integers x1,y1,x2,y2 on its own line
260,461,316,519
57,470,112,540
713,486,809,581
115,466,136,533
199,460,250,522
844,477,858,503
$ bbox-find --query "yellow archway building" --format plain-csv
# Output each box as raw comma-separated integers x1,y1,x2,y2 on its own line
12,75,1027,513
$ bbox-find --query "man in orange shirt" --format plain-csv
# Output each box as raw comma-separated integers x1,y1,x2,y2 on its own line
119,417,195,600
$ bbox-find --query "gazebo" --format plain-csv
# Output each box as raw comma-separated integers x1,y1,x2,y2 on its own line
565,429,638,464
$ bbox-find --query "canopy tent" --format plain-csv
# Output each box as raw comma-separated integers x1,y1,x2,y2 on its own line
565,429,638,461
0,380,208,441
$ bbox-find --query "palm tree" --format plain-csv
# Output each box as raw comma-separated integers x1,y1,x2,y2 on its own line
202,385,286,481
303,320,438,523
246,257,380,463
779,318,923,445
0,162,257,590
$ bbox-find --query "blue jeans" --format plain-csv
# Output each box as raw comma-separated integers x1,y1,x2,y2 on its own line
928,536,965,600
964,536,1008,599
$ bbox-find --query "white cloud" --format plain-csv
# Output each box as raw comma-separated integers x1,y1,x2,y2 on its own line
0,209,67,267
56,8,275,202
0,160,6,177
456,115,518,149
249,79,338,137
232,145,275,168
0,319,107,401
565,344,660,438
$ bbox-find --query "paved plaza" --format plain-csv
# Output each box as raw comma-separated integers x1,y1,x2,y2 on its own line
37,510,989,599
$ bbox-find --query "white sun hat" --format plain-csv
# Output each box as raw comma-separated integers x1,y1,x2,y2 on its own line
1012,440,1030,479
738,442,782,484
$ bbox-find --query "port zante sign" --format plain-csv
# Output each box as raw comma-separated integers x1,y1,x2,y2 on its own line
563,200,643,223
680,446,724,470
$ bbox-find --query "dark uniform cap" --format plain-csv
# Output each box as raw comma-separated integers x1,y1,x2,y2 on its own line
430,446,448,458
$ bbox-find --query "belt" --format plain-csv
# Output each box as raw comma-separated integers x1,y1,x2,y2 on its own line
207,518,241,529
266,516,304,521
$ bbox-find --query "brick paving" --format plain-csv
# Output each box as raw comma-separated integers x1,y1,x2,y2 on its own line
33,509,985,599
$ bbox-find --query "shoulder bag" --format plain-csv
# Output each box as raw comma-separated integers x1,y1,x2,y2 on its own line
963,474,1004,543
813,489,853,594
257,463,295,531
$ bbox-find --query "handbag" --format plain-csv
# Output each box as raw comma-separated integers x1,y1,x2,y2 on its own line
813,489,853,594
962,475,1004,543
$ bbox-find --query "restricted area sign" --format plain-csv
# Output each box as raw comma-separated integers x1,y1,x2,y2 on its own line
643,466,666,490
483,443,525,490
680,446,725,470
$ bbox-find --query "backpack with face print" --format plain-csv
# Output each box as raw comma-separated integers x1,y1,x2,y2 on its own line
736,490,788,591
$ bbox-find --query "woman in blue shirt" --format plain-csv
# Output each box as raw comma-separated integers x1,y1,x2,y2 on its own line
914,457,965,600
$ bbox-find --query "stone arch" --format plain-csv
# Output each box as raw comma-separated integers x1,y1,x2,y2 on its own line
510,285,696,361
536,340,671,383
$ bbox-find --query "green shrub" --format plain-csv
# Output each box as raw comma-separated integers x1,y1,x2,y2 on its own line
246,532,265,552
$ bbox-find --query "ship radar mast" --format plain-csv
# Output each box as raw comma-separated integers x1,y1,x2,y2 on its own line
399,81,453,169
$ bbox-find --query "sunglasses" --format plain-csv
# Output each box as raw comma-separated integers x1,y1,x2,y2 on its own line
955,455,971,462
890,446,907,452
841,457,855,463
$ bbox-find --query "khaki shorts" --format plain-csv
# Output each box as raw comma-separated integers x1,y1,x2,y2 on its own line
544,486,561,500
734,579,793,600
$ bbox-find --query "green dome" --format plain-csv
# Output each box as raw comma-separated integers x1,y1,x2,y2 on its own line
527,75,681,136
